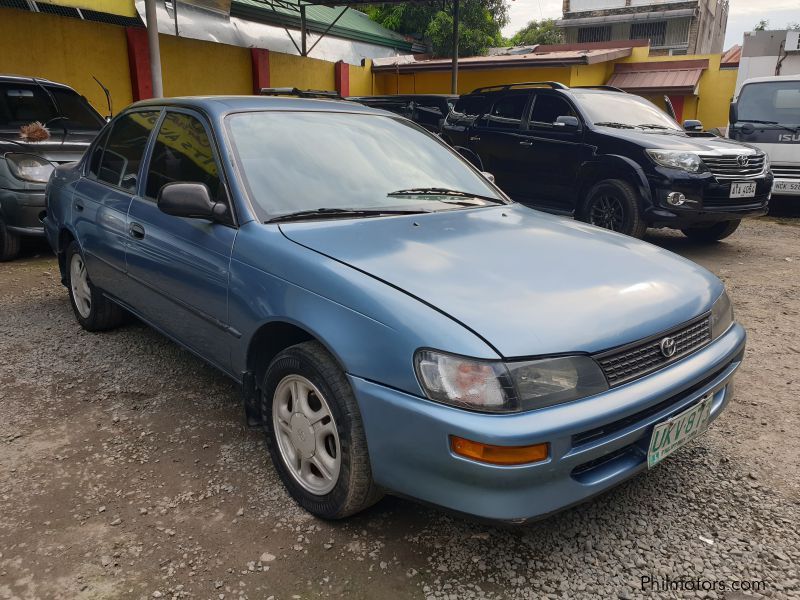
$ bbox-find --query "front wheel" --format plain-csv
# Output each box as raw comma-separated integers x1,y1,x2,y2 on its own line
681,220,741,242
0,221,21,262
579,179,647,239
65,241,126,331
261,341,382,519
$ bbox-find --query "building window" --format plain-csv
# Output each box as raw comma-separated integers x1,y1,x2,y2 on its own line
577,25,611,43
630,21,667,47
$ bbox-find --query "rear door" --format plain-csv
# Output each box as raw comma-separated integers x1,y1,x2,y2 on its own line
125,109,236,372
467,92,532,198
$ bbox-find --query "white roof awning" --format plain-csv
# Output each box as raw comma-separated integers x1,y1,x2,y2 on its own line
556,8,695,27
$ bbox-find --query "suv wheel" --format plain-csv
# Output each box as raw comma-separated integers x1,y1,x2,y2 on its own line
580,179,647,239
261,341,382,519
65,241,126,331
0,221,21,261
681,220,741,242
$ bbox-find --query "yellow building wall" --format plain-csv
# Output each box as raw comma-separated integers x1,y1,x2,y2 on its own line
374,66,574,95
159,34,252,97
269,51,336,90
49,0,137,17
0,7,133,114
349,60,374,96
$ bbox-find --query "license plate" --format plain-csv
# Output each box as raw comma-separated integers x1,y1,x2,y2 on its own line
773,180,800,193
730,181,757,198
647,396,712,468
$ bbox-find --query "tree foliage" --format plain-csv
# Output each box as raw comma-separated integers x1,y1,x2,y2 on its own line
364,0,509,58
509,19,564,46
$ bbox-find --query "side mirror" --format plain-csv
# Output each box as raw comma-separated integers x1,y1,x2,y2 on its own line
729,101,738,124
683,119,703,132
157,182,227,221
481,171,495,183
554,115,580,130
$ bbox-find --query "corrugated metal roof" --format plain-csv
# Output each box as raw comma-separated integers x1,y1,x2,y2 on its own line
720,45,741,67
556,7,695,26
608,60,708,94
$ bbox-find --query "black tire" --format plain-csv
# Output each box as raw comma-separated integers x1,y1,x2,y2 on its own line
65,241,126,331
681,219,741,242
579,179,647,239
261,341,382,519
0,221,21,262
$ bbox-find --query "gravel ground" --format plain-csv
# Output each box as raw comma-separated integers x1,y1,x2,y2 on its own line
1,216,799,600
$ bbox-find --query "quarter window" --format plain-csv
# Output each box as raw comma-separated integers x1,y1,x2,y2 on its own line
145,112,222,201
485,94,528,129
87,127,110,178
96,111,159,192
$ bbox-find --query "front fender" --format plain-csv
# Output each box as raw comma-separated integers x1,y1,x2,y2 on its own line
578,154,654,210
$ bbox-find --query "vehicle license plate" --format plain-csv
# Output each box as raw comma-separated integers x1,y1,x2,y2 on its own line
647,396,712,468
730,181,757,198
773,180,800,193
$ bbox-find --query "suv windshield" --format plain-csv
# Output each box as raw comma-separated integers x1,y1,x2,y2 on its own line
0,82,105,131
572,91,681,131
737,81,800,125
227,111,504,220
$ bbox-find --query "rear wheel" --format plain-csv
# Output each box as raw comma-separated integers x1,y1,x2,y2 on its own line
579,179,647,239
681,219,741,242
0,221,21,262
65,241,126,331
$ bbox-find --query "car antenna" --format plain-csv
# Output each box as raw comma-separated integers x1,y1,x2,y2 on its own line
93,75,113,118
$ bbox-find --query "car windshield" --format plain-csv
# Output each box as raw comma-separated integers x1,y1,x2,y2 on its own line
227,111,504,220
737,81,800,125
573,91,682,131
0,82,105,131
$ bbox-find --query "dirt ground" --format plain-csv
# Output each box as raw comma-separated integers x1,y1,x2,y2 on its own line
1,214,798,600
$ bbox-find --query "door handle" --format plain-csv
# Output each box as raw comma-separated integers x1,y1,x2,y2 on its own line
519,140,534,147
74,201,84,211
129,222,145,240
469,135,481,142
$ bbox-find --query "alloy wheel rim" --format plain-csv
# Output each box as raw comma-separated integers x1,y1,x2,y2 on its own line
590,194,625,232
69,253,92,318
272,374,341,495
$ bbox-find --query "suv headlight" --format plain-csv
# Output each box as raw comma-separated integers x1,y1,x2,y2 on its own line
646,149,704,173
5,153,55,183
414,350,608,413
710,290,734,339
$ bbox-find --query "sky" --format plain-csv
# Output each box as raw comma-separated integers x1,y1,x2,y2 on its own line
501,0,800,49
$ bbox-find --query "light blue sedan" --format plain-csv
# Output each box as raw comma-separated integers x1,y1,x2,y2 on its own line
44,96,744,522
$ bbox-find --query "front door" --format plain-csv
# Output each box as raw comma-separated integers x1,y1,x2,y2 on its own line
125,110,237,373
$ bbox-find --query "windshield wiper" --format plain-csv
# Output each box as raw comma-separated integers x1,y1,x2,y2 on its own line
387,187,505,204
635,123,675,130
736,119,800,133
593,121,636,129
267,207,427,223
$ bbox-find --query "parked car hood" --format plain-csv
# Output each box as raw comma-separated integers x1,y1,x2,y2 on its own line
602,128,760,154
279,205,722,358
0,129,99,163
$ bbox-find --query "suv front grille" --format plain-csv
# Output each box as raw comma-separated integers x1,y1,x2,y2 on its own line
594,315,711,387
772,164,800,179
701,154,766,179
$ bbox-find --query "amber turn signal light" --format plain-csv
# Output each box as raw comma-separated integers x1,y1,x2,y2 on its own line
450,436,549,466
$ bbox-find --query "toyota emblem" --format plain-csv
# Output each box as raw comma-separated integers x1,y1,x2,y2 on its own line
736,154,750,167
660,336,677,358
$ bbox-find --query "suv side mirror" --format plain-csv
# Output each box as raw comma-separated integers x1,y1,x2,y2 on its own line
157,182,227,221
729,101,738,124
683,119,703,132
554,115,580,130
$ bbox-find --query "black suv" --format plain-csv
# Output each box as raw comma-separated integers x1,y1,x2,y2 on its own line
442,82,773,240
348,94,457,133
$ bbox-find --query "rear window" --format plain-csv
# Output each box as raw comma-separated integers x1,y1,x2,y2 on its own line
0,82,104,131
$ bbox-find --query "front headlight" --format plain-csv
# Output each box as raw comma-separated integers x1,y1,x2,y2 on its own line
646,149,704,173
710,290,734,339
414,350,608,413
5,153,55,183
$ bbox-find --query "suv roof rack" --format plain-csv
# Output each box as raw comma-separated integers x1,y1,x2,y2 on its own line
259,87,343,99
571,85,626,93
470,81,569,94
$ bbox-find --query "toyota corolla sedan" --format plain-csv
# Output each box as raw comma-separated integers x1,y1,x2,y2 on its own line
44,96,745,522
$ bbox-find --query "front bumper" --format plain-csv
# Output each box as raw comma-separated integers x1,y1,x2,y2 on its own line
352,323,745,522
0,188,46,236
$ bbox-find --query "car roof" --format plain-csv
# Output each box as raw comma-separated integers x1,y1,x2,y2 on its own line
0,74,74,90
128,95,394,118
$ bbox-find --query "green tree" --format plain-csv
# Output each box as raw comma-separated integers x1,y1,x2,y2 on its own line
364,0,509,58
754,19,768,31
509,18,564,46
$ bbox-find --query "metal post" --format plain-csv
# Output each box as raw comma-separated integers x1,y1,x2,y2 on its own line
450,0,459,94
145,0,163,98
300,4,307,56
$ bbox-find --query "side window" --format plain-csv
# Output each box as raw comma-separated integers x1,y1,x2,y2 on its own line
145,112,222,201
529,95,577,128
485,94,528,129
96,111,160,192
87,127,110,178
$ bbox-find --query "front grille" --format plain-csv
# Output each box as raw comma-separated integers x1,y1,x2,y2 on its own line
701,154,766,179
594,315,711,387
772,164,800,179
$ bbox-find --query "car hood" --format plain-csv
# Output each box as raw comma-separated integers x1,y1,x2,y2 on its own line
601,128,760,154
279,205,722,358
0,129,99,163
